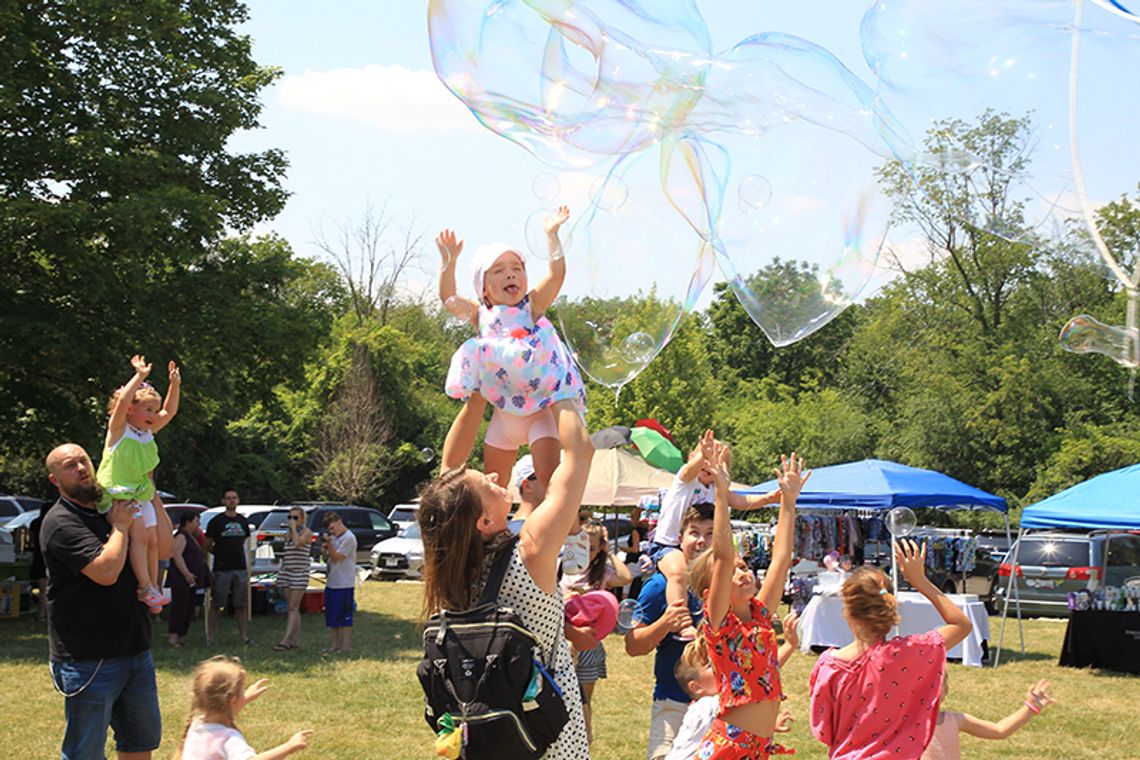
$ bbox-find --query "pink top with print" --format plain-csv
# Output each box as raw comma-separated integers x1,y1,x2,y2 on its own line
809,630,946,760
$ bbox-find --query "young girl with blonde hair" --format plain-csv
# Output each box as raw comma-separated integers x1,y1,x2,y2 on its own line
97,354,179,613
686,442,808,759
175,656,312,760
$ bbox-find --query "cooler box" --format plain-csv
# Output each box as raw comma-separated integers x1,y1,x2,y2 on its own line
301,588,324,613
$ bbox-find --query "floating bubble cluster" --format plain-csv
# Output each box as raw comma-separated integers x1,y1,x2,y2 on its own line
429,1,1140,389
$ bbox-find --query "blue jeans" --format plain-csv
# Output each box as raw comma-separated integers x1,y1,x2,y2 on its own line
51,650,161,759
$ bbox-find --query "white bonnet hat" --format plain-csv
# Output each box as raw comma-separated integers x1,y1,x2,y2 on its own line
470,243,527,299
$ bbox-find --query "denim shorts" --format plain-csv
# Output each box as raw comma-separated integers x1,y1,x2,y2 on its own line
50,650,161,758
324,586,355,627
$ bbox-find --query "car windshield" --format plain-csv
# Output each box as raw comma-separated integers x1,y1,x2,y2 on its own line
399,523,421,539
390,508,417,522
258,512,293,531
1017,539,1089,567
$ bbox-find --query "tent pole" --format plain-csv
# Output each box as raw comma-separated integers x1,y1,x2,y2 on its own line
994,526,1024,667
1005,513,1025,654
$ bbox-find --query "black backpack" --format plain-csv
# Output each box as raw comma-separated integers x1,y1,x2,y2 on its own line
417,537,570,759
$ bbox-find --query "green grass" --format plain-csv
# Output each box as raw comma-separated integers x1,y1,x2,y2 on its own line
2,583,1137,758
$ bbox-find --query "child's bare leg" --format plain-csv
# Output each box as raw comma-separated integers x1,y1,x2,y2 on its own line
146,525,159,592
483,444,518,491
529,436,561,489
659,549,696,639
127,511,152,592
441,394,487,471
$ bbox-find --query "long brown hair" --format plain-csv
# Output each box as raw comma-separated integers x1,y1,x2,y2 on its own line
582,523,610,589
174,656,246,760
417,467,485,619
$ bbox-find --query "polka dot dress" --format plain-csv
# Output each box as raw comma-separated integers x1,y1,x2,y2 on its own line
496,545,590,759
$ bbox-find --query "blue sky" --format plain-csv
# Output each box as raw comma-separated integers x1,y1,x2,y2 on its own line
231,2,1138,316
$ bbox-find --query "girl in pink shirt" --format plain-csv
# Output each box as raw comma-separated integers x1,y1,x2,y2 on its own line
922,676,1055,759
808,540,973,760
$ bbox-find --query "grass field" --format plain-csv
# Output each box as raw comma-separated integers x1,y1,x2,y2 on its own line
2,581,1137,759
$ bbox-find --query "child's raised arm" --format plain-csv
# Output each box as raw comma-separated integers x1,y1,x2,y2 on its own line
777,610,800,666
151,361,180,433
896,538,972,649
757,453,808,613
705,439,735,630
437,228,478,325
107,355,152,440
530,205,569,316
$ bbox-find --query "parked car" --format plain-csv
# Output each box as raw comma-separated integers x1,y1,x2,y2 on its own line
302,505,397,565
370,523,424,580
387,503,420,531
0,495,47,527
199,505,283,564
992,530,1140,617
256,508,316,562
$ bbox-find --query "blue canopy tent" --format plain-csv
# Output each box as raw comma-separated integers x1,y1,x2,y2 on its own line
995,463,1140,666
742,459,1018,665
741,459,1008,512
1020,463,1140,530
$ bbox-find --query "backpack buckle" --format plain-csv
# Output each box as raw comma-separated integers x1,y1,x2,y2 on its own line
435,613,448,646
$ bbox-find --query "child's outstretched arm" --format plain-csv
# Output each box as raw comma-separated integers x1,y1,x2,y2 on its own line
896,538,972,649
251,730,313,760
530,205,569,316
705,439,735,630
957,679,1055,740
437,228,478,324
108,355,152,439
757,453,808,612
151,361,180,433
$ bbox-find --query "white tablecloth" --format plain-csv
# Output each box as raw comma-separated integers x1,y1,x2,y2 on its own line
798,591,991,667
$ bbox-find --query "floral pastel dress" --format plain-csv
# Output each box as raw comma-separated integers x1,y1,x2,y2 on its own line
446,295,587,416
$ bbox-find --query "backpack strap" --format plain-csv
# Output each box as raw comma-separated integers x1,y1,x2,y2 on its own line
478,535,520,606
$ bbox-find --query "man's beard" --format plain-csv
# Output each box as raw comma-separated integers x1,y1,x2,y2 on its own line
65,481,103,505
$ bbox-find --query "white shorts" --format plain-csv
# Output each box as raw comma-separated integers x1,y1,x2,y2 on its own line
137,499,157,528
484,408,558,450
647,698,687,760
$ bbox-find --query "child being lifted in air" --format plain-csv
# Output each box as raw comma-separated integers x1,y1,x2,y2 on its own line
436,206,587,489
97,354,180,613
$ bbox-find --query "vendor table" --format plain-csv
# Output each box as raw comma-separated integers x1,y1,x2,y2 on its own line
1059,610,1140,674
798,591,991,667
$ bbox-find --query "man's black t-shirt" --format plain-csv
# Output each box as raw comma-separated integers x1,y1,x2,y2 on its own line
205,513,249,571
40,497,151,661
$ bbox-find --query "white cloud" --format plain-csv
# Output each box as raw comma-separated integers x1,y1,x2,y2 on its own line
276,64,480,133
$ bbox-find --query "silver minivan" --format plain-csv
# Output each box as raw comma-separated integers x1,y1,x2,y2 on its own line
994,530,1140,617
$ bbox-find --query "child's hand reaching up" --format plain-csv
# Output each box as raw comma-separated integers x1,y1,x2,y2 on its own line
544,205,570,236
131,354,152,380
774,453,809,504
168,361,181,385
774,709,794,734
436,228,464,269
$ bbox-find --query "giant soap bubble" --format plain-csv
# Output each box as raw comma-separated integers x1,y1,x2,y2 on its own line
428,0,712,169
661,33,909,345
551,150,715,390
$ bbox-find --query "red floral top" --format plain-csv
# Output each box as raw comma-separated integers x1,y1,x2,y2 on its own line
702,596,784,713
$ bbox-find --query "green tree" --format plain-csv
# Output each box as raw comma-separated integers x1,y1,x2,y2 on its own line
0,1,293,493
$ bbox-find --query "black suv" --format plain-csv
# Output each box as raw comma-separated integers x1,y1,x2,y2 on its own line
260,504,396,565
